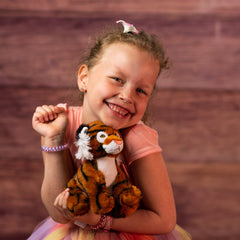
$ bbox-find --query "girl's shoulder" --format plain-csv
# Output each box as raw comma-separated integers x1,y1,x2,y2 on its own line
58,104,83,159
57,103,82,124
122,121,158,137
121,122,162,165
122,121,160,146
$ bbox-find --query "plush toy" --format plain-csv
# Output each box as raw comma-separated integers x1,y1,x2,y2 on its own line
66,120,142,218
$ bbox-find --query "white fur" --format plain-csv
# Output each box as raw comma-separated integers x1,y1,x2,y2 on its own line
103,140,123,155
97,156,118,187
75,127,93,161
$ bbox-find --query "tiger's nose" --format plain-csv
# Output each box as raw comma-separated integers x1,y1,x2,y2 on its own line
114,140,123,145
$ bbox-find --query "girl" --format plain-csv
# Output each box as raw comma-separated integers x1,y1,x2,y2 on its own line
29,20,191,240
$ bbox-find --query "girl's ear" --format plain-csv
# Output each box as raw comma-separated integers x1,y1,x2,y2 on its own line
77,64,89,92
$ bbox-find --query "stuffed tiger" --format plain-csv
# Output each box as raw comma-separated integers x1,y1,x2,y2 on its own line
66,120,142,218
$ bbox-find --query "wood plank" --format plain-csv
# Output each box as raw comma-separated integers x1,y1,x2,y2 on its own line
0,158,47,239
0,13,239,90
150,89,240,162
0,0,240,14
167,162,240,240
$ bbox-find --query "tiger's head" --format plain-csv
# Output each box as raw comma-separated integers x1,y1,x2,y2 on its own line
75,121,124,161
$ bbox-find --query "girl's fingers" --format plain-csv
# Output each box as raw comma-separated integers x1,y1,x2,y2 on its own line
54,189,69,209
33,105,65,124
54,106,66,114
42,105,57,121
32,111,44,123
34,105,58,122
62,188,70,209
35,106,50,122
54,189,71,220
54,192,61,207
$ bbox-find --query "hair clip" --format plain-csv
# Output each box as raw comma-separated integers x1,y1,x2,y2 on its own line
116,20,139,34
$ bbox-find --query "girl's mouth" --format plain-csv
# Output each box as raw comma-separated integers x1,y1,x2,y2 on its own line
106,102,130,117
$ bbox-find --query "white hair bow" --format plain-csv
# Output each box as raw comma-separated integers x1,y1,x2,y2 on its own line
116,20,139,34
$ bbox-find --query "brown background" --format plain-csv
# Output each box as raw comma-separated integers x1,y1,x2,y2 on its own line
0,1,240,239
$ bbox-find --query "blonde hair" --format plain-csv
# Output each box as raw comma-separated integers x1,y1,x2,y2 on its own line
83,29,168,75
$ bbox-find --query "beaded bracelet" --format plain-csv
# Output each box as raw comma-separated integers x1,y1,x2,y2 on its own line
90,215,106,230
41,144,68,152
103,215,113,231
90,215,113,231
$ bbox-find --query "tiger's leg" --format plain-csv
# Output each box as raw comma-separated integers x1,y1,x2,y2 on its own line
80,161,115,215
66,177,89,216
112,165,142,217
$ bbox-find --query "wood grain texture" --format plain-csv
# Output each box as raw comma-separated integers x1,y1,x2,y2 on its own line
0,12,239,90
0,3,239,239
0,0,240,14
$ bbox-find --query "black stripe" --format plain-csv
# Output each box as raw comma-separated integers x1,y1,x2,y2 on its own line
112,180,129,191
80,164,88,181
118,187,135,207
96,184,104,210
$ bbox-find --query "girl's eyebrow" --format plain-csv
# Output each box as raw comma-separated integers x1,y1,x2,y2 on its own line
109,66,127,78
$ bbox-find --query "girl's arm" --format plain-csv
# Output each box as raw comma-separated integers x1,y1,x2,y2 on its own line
111,151,176,234
32,105,74,223
41,139,74,223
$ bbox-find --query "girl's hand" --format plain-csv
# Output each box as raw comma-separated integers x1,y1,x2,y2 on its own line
32,105,68,139
54,188,72,221
54,189,101,226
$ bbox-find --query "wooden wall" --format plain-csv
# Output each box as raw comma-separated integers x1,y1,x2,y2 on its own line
0,1,239,239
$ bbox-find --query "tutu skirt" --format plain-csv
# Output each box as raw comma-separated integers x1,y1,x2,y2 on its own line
28,217,191,240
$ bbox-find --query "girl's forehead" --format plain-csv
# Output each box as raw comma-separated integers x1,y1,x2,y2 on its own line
95,43,159,85
103,42,143,55
100,43,157,65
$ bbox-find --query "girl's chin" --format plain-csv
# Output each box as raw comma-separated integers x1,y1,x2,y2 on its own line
103,118,137,130
103,120,123,130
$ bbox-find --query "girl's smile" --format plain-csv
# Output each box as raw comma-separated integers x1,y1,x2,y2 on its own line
78,43,160,129
106,102,132,118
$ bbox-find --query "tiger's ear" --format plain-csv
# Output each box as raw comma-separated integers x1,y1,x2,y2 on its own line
76,124,89,140
75,124,93,161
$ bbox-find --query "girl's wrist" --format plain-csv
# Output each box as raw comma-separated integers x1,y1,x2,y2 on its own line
42,135,65,147
89,215,113,231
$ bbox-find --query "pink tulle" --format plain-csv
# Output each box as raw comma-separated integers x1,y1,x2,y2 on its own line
27,217,183,240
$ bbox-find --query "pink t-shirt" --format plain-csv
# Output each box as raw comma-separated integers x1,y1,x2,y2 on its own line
60,104,162,169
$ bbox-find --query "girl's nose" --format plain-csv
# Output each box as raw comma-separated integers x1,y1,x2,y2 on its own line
119,86,133,104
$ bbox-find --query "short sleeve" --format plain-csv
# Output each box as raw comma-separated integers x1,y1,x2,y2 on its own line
59,104,83,168
122,122,162,165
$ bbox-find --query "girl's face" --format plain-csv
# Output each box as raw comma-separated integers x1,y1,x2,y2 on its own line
78,43,159,130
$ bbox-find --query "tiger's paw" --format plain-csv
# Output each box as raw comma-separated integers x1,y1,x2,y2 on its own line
67,192,89,216
91,191,115,215
118,186,142,217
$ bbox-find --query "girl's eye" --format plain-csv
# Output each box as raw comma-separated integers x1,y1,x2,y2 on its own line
112,77,123,83
136,88,147,95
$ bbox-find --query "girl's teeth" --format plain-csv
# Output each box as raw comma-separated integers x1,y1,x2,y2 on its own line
109,103,128,116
